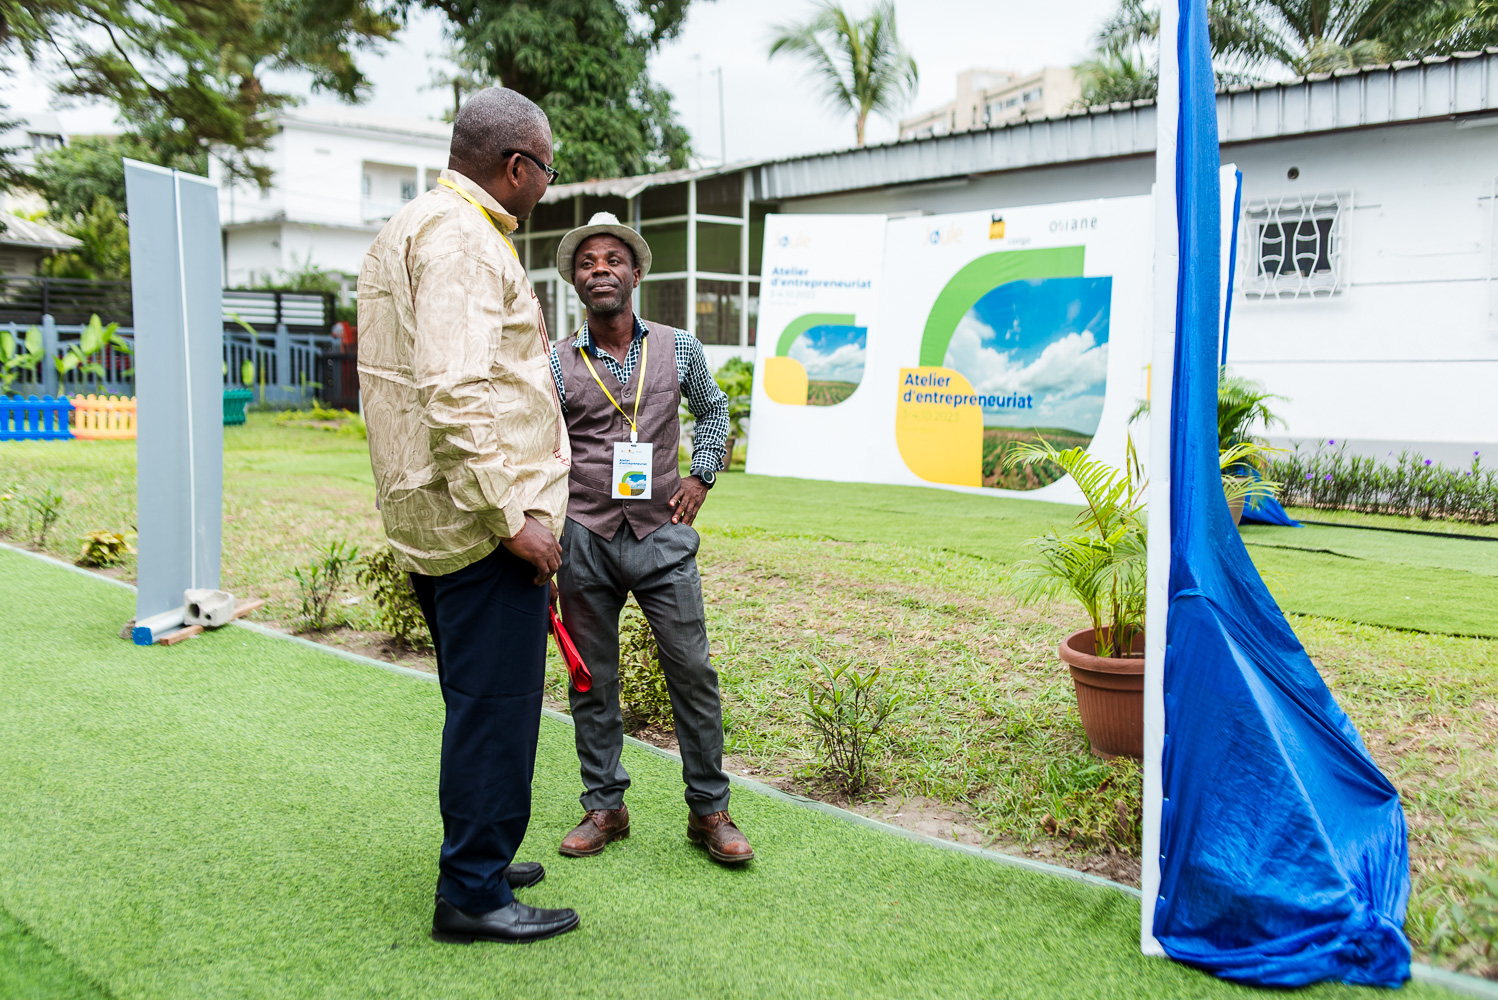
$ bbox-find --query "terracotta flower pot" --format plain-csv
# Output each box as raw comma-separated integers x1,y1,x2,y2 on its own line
1057,627,1145,761
1226,477,1249,526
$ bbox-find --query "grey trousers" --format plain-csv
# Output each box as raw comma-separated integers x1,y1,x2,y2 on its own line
557,517,731,816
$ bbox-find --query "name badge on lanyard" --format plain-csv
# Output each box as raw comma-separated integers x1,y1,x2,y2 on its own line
613,441,654,498
580,333,656,503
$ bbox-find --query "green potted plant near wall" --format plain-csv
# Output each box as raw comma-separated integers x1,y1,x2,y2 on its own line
1131,366,1285,526
1217,369,1285,524
1005,440,1147,760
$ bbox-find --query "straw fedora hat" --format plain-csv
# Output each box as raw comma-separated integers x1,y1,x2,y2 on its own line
556,212,653,283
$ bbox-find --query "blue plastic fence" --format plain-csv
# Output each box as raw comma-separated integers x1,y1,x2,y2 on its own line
0,395,74,441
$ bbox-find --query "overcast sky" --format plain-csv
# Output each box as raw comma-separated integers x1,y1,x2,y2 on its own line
5,0,1121,165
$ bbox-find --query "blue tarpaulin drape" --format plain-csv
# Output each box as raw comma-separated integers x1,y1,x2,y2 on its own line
1240,489,1300,526
1152,0,1412,987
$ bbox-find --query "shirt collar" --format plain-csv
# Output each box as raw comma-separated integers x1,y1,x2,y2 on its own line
572,315,650,356
438,168,519,235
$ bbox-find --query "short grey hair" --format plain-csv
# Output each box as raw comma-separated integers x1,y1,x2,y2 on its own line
449,88,552,174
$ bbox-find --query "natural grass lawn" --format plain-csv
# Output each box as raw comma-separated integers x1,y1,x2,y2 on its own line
5,548,1461,1000
1,417,1495,973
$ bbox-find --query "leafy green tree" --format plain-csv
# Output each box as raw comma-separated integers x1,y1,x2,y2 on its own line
38,196,132,281
31,136,202,221
424,0,695,180
0,1,402,186
427,43,499,122
768,0,917,147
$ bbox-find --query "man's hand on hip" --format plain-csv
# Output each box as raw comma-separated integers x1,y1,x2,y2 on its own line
669,476,710,526
501,515,562,585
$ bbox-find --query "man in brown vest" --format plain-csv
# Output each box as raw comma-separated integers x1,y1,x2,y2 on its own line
548,212,754,864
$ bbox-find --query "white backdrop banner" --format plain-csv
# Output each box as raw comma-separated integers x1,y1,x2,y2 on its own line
747,196,1155,505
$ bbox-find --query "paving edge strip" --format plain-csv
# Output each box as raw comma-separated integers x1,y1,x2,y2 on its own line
2,541,1491,998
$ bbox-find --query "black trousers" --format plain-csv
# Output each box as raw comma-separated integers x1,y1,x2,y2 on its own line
410,544,547,913
557,518,730,816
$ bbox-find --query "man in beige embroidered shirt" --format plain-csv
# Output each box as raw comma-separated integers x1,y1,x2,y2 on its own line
357,87,580,945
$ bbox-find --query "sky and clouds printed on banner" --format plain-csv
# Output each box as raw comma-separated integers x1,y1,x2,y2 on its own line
943,277,1113,434
789,325,868,385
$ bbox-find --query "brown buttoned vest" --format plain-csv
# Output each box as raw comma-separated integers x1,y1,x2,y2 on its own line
558,320,681,540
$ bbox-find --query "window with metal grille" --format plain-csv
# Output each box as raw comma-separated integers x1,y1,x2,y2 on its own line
1242,193,1347,299
400,180,418,202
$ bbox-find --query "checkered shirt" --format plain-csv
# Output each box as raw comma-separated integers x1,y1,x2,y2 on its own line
548,315,730,478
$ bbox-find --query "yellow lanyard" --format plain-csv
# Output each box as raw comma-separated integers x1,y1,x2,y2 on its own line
437,178,519,261
579,333,648,443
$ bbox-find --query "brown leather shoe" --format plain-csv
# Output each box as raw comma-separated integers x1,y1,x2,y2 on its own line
687,810,754,864
558,805,630,857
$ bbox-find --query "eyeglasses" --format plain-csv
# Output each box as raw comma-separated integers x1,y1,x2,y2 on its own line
504,149,559,185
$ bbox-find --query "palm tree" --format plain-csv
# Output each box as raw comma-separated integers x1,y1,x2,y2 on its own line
1077,1,1159,106
1080,0,1498,98
768,1,918,147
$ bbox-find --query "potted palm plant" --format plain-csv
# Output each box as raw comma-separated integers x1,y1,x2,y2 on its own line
1217,369,1286,524
1131,366,1285,525
1005,440,1147,760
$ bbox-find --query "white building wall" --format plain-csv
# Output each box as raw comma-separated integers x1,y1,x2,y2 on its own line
211,109,451,287
778,118,1498,458
222,225,285,289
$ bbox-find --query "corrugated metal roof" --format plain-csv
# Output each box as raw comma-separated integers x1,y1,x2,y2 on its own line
541,160,758,204
754,48,1498,200
0,215,82,251
536,49,1498,205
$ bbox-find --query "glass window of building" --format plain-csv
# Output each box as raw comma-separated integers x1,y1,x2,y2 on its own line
644,221,688,274
582,194,629,221
641,182,689,218
696,222,741,275
695,279,741,345
640,279,688,330
696,173,743,217
530,198,575,234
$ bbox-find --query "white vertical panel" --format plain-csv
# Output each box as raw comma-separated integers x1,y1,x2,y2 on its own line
1140,0,1180,960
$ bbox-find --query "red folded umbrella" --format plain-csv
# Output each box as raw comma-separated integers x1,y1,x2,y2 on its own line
549,608,592,692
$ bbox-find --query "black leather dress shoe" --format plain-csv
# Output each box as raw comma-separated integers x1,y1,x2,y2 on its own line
432,863,545,906
504,862,545,890
431,897,580,944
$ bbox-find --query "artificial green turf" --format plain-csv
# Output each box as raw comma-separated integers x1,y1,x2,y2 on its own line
0,908,106,1000
0,549,1454,1000
1240,524,1498,578
702,473,1498,638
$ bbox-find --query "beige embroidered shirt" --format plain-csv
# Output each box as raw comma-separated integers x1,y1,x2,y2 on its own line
357,168,569,576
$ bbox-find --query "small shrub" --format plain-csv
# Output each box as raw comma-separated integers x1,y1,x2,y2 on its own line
1423,863,1498,975
801,653,902,796
337,412,367,439
618,606,673,730
354,546,431,648
27,485,65,548
77,529,134,567
1041,755,1143,850
0,488,21,537
293,540,359,631
1268,443,1498,524
274,403,361,434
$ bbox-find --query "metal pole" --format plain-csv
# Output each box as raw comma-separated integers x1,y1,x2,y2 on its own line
686,179,698,340
718,67,727,166
630,196,641,316
40,314,58,397
739,171,750,349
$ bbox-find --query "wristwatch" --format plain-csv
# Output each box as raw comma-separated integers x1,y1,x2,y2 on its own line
697,468,716,488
